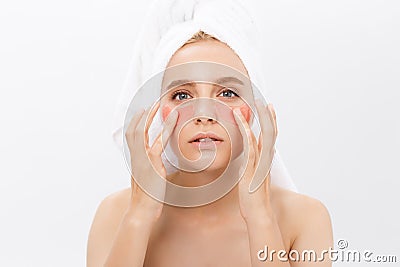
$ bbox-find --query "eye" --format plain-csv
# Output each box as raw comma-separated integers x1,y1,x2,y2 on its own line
171,90,192,101
218,88,239,98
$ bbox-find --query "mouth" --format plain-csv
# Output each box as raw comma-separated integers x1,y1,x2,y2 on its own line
189,132,223,143
189,132,224,148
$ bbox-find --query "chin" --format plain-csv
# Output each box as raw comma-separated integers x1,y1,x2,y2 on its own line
205,153,230,168
171,146,229,171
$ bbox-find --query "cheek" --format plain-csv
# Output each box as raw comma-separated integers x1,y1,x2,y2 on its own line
163,104,251,124
216,104,251,125
163,104,195,126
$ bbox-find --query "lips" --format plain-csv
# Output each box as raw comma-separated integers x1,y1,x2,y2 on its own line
189,132,224,143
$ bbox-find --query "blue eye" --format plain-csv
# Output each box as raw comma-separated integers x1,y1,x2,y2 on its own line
219,89,238,98
172,91,192,101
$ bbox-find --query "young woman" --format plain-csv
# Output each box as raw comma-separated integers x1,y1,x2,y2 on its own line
87,30,333,267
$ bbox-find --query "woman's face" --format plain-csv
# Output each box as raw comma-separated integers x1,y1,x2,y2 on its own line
160,40,254,172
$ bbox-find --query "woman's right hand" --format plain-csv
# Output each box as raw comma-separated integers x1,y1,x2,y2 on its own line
124,102,178,223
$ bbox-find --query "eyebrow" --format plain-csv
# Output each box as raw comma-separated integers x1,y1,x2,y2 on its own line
166,79,194,90
215,76,245,86
165,76,244,91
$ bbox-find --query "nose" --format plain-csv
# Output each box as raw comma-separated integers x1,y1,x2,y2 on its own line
195,116,215,125
192,98,217,125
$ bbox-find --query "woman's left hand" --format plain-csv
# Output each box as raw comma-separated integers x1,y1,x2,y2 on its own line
233,100,278,223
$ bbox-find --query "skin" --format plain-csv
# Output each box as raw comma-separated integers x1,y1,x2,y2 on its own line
87,40,334,267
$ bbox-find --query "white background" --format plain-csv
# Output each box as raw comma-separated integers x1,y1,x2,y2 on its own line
0,0,399,266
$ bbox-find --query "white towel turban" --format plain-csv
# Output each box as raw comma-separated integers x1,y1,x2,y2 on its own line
111,0,298,192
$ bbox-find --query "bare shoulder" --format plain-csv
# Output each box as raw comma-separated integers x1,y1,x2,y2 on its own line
91,187,132,226
271,184,331,218
100,187,131,212
270,185,333,245
86,187,131,267
271,185,330,223
89,187,131,233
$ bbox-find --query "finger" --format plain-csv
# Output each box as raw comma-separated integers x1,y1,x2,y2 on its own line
125,108,145,149
264,147,275,191
135,107,153,150
144,101,161,147
250,129,269,194
267,104,278,140
250,130,259,169
266,104,277,147
127,110,145,193
255,101,276,159
233,108,255,173
248,100,276,193
149,109,179,157
258,130,263,153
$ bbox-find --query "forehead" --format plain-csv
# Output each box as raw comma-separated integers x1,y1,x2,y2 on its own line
162,40,252,94
166,40,249,76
